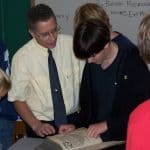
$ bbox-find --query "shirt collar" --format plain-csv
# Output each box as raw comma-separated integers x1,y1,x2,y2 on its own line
32,38,48,53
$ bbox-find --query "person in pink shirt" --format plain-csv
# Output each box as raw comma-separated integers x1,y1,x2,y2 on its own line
126,14,150,150
126,99,150,150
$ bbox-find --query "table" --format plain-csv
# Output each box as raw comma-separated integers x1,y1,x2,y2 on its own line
8,138,125,150
8,138,43,150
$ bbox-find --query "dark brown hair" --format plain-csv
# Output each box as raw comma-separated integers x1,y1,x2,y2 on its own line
27,4,56,31
73,19,110,59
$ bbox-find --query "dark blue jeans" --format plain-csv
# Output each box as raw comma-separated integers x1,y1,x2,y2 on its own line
0,119,15,150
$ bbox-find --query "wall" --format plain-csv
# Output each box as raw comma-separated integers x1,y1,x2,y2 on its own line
0,0,31,61
35,0,150,44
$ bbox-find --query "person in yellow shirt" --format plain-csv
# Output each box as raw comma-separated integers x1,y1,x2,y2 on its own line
9,4,84,138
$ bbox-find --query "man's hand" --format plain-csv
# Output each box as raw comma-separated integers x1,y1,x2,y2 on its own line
58,124,75,134
14,101,56,137
32,121,55,137
87,121,108,138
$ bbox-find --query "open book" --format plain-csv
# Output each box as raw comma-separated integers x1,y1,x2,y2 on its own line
36,128,125,150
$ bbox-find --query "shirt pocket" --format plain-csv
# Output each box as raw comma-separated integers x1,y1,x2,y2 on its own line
62,68,80,88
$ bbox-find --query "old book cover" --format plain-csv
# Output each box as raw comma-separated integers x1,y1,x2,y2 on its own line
35,128,124,150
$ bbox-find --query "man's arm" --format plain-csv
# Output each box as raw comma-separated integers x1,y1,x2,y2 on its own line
14,101,55,137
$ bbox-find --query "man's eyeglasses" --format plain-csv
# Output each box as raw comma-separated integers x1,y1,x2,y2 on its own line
34,26,60,40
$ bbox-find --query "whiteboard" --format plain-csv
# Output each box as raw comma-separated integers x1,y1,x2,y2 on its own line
35,0,150,44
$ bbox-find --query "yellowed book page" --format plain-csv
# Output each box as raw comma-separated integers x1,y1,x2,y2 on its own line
46,127,125,150
47,128,102,150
